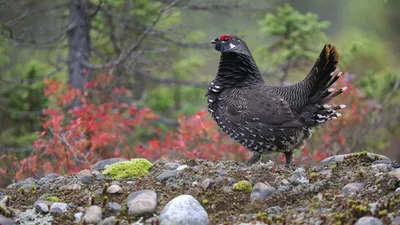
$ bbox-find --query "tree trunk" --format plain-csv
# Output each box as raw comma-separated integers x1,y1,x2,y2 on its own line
67,0,91,107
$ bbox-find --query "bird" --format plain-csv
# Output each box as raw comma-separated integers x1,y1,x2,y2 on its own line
206,34,346,167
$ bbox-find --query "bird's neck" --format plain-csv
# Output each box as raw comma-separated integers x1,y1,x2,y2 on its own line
216,52,264,88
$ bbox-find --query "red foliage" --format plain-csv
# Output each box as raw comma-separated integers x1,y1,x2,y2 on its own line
16,75,157,179
136,110,248,161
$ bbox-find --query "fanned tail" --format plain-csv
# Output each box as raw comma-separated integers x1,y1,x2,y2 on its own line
301,44,347,126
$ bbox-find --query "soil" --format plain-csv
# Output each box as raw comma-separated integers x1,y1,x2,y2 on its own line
1,153,400,225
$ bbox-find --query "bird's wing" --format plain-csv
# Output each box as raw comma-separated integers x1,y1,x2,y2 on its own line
221,87,304,127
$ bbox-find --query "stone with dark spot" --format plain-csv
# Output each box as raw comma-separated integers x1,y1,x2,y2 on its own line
92,158,127,170
341,182,366,197
156,170,177,182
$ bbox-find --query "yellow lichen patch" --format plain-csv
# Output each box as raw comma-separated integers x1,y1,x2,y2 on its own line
102,158,153,179
233,180,252,192
43,196,61,202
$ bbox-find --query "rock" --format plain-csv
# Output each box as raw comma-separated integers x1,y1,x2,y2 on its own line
106,202,122,212
227,177,236,183
159,195,209,225
251,183,276,200
83,205,103,224
92,158,127,170
164,163,181,170
392,162,400,168
99,216,116,225
95,174,105,181
266,206,282,214
16,208,53,224
107,185,123,194
79,175,93,184
127,190,157,216
389,168,400,181
392,216,400,225
217,169,228,175
0,215,16,225
35,202,49,213
318,169,333,179
75,212,83,223
50,202,69,213
201,178,215,190
341,182,367,197
319,152,390,166
176,165,189,171
289,168,309,185
156,170,177,182
59,184,81,191
354,216,383,225
77,206,85,212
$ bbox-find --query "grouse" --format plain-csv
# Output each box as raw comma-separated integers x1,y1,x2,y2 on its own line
207,34,346,167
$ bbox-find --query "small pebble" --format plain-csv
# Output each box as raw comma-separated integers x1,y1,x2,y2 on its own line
164,163,181,170
106,202,122,212
156,170,177,182
201,178,214,190
83,205,103,224
50,202,69,213
99,216,116,225
35,202,49,214
251,183,276,201
127,190,157,216
159,195,209,225
107,185,123,194
341,182,366,197
176,165,189,171
354,216,383,225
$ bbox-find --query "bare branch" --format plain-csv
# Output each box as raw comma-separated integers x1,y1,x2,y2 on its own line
82,0,181,70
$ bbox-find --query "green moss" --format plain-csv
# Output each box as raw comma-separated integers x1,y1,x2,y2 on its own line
102,158,153,179
233,180,252,192
202,198,209,205
44,196,61,202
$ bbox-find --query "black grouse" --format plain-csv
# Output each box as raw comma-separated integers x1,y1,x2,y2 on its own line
207,34,346,167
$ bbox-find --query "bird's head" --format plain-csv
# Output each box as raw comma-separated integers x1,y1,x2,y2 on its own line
210,34,251,55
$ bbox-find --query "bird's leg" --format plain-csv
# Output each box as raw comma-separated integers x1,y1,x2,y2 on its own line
284,151,296,168
245,152,261,165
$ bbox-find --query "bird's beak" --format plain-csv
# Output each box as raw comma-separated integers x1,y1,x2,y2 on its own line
210,38,217,44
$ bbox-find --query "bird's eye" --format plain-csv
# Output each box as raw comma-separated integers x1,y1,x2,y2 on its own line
224,37,229,41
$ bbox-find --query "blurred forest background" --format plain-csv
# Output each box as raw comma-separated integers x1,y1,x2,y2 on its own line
0,0,399,187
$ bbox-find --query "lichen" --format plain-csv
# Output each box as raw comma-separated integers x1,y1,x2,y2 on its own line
43,196,61,202
102,158,153,179
233,180,252,192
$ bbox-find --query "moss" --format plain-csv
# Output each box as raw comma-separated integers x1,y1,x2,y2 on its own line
102,158,153,179
233,180,252,192
202,198,209,205
44,196,61,202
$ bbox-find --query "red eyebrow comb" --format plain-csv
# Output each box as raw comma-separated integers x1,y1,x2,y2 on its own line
219,34,232,41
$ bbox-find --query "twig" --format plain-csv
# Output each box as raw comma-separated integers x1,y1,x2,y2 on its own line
82,0,181,70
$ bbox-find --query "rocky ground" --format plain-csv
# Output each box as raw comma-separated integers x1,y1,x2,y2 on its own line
1,151,400,225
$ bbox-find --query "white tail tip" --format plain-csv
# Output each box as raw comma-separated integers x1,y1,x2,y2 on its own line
328,88,335,92
340,104,346,109
323,104,331,109
341,86,348,91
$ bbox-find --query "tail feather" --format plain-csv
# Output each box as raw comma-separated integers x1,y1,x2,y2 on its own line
301,44,347,126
